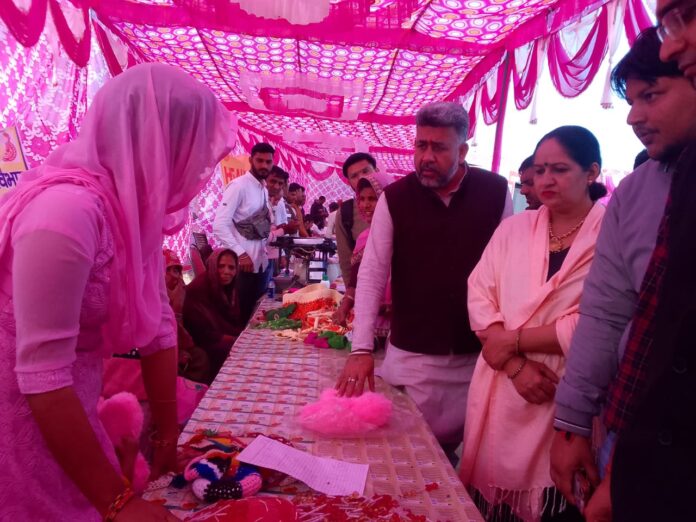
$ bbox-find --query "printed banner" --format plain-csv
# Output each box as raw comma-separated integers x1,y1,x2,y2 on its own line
220,154,249,187
0,126,28,195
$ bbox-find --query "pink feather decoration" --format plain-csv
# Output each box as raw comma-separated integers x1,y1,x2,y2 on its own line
298,389,392,436
97,392,150,492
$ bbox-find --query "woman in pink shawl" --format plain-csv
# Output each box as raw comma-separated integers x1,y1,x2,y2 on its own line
0,64,232,520
333,171,394,331
460,126,607,522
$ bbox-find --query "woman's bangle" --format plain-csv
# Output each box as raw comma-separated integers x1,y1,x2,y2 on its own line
350,349,373,357
343,294,355,302
508,357,527,380
104,487,135,521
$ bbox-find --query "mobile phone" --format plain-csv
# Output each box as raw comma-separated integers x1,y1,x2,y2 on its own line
572,469,593,512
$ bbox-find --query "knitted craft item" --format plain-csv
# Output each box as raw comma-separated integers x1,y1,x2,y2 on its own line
184,450,263,502
179,431,299,502
298,388,392,436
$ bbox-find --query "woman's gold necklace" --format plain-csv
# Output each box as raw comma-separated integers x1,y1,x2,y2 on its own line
548,216,586,253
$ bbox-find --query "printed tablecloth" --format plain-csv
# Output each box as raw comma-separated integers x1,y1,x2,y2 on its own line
145,299,483,522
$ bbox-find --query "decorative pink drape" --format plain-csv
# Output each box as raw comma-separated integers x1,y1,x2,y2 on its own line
48,0,91,67
92,19,139,77
0,0,91,66
480,63,508,126
0,0,47,47
467,91,478,140
547,5,610,98
0,23,107,168
512,40,541,111
624,0,654,45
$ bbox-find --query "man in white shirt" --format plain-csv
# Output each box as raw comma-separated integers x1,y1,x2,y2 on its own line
265,166,298,285
335,102,512,461
213,142,274,324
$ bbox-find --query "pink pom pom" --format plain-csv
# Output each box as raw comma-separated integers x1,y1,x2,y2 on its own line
298,389,392,436
97,392,143,442
132,453,150,493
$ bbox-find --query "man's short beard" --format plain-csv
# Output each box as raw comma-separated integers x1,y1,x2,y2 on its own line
251,166,270,179
416,163,459,188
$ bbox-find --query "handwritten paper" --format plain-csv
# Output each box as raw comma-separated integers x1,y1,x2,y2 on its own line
237,435,368,496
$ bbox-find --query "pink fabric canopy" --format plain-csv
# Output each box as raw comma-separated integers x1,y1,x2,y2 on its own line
0,0,655,177
0,0,657,261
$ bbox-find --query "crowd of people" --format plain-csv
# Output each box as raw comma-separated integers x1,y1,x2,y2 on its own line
333,13,695,522
0,0,694,519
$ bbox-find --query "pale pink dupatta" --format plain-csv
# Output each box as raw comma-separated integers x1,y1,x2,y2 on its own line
460,203,605,521
0,63,233,354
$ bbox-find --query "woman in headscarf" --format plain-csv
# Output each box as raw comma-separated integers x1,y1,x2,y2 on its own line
332,171,394,330
460,126,607,522
0,64,232,520
183,248,244,377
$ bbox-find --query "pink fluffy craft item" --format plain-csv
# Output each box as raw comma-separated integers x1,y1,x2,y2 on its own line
96,392,150,493
298,388,392,436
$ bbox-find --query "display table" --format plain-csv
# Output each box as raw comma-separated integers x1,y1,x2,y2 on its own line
145,299,483,521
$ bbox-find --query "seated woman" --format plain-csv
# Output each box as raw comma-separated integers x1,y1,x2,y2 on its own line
460,126,607,522
333,172,393,340
183,248,244,377
163,249,212,384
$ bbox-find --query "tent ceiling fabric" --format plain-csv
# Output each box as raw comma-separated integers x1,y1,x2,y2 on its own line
1,0,654,176
87,0,611,173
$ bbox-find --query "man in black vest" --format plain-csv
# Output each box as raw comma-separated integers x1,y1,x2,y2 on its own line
336,102,511,458
335,153,374,285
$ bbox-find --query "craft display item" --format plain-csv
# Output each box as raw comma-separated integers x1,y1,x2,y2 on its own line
304,331,351,350
253,317,302,330
184,449,263,502
263,303,297,321
298,389,392,436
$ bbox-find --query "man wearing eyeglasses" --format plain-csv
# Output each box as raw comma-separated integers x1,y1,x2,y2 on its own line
657,0,696,85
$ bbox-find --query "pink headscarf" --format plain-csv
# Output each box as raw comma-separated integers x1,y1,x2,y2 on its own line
0,63,233,353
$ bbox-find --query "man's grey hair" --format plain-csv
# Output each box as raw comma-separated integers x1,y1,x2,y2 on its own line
415,102,469,141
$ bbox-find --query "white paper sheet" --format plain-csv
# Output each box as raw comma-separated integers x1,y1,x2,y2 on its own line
237,435,368,496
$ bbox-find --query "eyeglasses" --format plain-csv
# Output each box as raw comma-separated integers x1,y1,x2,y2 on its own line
657,3,696,42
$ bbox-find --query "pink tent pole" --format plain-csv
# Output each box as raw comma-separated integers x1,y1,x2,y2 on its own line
491,53,511,174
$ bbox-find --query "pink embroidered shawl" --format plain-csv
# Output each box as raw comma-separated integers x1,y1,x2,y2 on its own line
460,203,605,521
